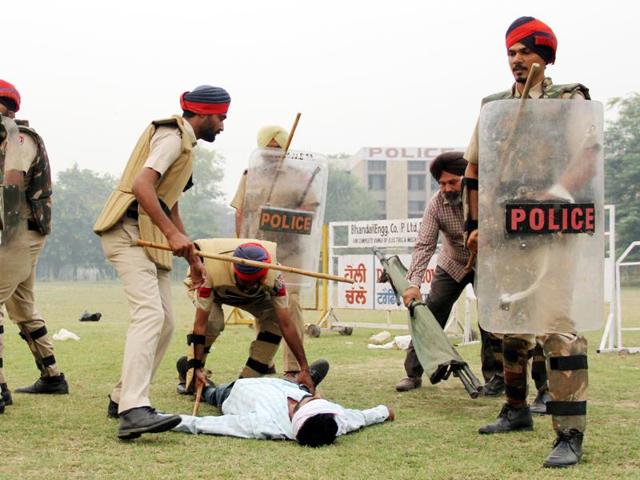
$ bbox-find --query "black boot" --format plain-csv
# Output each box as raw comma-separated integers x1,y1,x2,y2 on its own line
530,389,552,415
482,374,505,397
15,373,69,394
310,359,330,387
543,430,584,468
107,395,119,419
479,403,533,434
176,356,190,395
1,383,12,406
117,406,182,440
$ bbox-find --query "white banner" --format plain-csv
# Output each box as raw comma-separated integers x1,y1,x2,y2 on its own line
337,253,438,310
347,218,422,248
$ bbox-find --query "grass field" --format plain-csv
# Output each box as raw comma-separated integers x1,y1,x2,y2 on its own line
1,282,639,480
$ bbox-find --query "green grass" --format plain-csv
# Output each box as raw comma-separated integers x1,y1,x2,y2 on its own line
1,283,640,479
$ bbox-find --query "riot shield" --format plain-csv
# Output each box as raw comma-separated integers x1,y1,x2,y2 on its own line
0,115,24,246
240,148,328,295
477,99,604,334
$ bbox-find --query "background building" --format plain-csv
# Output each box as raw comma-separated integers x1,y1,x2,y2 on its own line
349,147,462,219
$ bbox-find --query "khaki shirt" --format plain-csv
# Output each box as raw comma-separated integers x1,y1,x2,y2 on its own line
464,80,584,165
143,120,196,176
191,273,289,312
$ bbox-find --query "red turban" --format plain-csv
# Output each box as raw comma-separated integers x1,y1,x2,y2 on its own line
506,17,557,64
0,80,21,112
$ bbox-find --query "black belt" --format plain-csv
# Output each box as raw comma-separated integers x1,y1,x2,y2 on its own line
126,200,172,220
125,209,139,220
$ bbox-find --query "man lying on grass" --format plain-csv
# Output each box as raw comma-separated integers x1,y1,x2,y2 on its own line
173,360,394,446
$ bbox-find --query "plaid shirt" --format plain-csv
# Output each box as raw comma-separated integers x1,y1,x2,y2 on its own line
406,191,470,285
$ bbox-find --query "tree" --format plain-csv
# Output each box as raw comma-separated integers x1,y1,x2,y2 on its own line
325,164,381,223
604,93,640,258
179,146,234,240
38,165,116,279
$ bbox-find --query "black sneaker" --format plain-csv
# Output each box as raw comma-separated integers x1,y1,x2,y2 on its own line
478,403,534,434
117,406,182,440
14,373,69,394
482,374,505,397
107,395,119,419
543,430,584,468
309,359,330,387
1,383,12,406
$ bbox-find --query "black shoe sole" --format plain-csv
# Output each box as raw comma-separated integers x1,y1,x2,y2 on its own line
543,459,580,468
117,415,182,440
479,424,533,434
530,407,549,415
14,388,69,394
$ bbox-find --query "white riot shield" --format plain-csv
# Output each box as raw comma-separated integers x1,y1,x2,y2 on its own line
0,115,24,246
240,148,328,297
477,99,604,334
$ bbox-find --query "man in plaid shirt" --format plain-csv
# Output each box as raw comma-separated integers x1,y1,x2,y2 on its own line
396,151,502,393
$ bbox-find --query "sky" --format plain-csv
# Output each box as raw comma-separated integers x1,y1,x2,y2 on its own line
5,0,637,200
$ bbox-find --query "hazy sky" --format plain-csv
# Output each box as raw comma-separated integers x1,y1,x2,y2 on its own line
5,0,637,199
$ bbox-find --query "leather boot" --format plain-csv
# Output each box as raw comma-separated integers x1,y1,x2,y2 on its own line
479,403,533,434
310,359,330,387
482,374,505,397
118,407,182,440
107,395,119,419
530,389,552,415
543,429,584,468
395,377,422,392
15,373,69,394
1,383,12,406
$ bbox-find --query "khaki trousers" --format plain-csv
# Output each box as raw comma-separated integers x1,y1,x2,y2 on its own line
0,226,59,383
101,218,175,413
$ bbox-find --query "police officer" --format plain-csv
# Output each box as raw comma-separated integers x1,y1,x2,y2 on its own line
464,18,592,467
0,80,68,412
180,239,314,393
94,85,229,439
231,126,319,380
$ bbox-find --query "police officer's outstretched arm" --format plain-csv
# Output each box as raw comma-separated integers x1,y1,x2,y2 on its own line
275,306,314,393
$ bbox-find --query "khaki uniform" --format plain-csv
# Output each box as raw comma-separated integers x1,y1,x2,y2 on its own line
0,124,59,384
185,238,290,381
468,78,590,434
235,162,320,373
94,116,196,413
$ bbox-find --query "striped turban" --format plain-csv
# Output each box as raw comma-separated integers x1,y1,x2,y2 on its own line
0,79,21,112
506,17,557,65
180,85,230,115
233,242,272,283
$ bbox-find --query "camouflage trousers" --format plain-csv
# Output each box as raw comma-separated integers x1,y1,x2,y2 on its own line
482,332,547,391
0,227,60,384
183,296,287,390
503,332,587,433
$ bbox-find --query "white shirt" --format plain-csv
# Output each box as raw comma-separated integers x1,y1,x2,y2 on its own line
174,377,390,440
